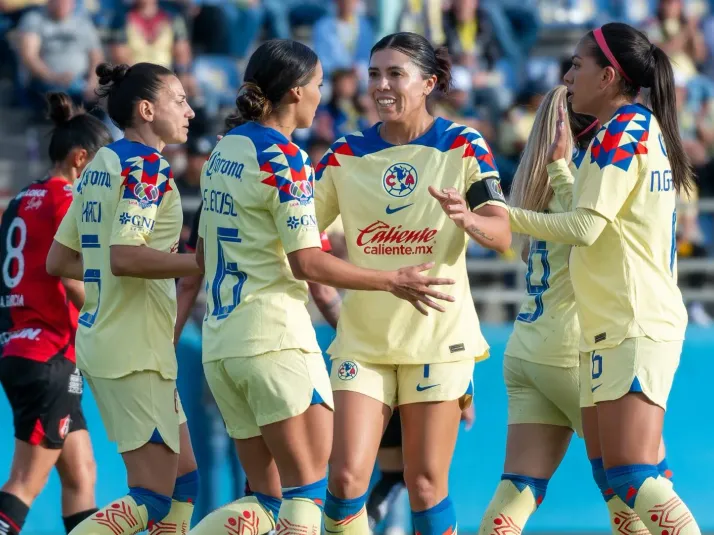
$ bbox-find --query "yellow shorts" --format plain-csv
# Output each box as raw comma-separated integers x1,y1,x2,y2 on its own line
330,357,474,408
504,355,582,436
579,337,682,410
204,350,333,440
85,371,186,454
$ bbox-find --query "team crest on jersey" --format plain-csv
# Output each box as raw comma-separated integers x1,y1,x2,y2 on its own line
121,153,173,209
337,360,358,381
58,415,71,440
383,163,417,198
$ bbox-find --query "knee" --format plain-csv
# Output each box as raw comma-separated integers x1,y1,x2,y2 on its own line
328,465,370,499
61,457,97,496
403,469,441,509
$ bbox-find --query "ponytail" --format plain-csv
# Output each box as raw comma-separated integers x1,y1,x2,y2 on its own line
649,46,694,195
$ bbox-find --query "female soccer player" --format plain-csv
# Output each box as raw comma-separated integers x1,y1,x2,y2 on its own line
315,32,511,535
507,23,700,534
0,93,111,535
189,40,454,535
47,62,202,535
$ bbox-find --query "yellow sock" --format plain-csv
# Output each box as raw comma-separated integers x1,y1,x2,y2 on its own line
149,500,194,535
324,505,369,535
478,480,537,535
632,477,701,535
277,498,322,535
69,496,148,535
605,496,651,534
189,496,276,535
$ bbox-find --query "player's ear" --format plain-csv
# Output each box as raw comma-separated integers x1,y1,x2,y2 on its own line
71,148,89,170
137,99,155,123
289,86,302,103
424,74,437,96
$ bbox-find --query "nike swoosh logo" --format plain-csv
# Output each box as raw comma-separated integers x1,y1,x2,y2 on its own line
591,384,602,392
386,203,413,214
416,384,440,392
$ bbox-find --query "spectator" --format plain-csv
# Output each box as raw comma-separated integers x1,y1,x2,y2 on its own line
642,0,706,78
312,0,374,85
17,0,102,110
109,0,191,71
313,68,370,141
397,0,445,45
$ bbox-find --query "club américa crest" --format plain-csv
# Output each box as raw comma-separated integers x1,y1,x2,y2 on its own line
337,360,358,381
383,163,417,198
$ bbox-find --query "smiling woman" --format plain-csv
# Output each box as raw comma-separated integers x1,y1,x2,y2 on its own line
314,31,511,535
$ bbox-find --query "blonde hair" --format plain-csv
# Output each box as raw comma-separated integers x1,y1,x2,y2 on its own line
509,85,574,213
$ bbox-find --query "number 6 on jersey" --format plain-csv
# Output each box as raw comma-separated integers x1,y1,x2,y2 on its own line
210,226,248,320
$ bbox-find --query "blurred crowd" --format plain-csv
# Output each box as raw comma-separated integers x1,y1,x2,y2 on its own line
1,0,714,300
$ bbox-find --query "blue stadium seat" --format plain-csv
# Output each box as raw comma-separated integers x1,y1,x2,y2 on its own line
192,54,242,117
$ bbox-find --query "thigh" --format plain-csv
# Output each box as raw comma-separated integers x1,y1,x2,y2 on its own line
397,359,474,408
400,400,462,505
503,424,573,478
177,422,198,477
260,403,333,488
581,406,602,460
56,429,95,487
5,438,62,488
330,390,392,497
234,436,282,497
122,442,179,496
85,372,181,454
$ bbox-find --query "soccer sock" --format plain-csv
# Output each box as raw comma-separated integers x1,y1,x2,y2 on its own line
278,478,327,535
0,491,29,535
324,489,369,535
477,474,547,535
657,458,674,483
188,494,279,535
607,465,701,535
412,496,457,535
67,488,172,535
592,457,653,534
367,471,405,530
63,509,99,534
150,470,200,534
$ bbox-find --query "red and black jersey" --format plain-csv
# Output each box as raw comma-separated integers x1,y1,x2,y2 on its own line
0,176,79,363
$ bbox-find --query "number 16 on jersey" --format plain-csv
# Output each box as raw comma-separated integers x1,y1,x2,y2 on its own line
210,226,248,320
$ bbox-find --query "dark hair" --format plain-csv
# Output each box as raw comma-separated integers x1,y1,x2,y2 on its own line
328,68,365,115
225,40,319,130
95,62,175,130
371,32,452,93
586,22,693,194
46,92,112,164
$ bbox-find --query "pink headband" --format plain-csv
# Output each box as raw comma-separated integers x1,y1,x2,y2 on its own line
575,118,600,140
593,27,632,83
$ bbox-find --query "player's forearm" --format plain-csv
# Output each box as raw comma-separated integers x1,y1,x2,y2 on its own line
174,274,203,345
465,211,512,253
308,281,341,329
509,207,607,247
110,245,202,279
47,240,84,280
547,159,575,210
289,248,393,292
61,278,85,309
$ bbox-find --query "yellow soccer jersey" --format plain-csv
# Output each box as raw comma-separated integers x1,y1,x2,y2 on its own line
505,159,582,367
314,117,506,365
198,122,322,362
54,138,182,379
571,103,687,351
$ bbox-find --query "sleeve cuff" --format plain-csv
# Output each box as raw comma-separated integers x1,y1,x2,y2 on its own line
546,159,574,185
